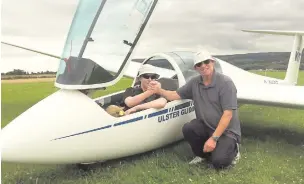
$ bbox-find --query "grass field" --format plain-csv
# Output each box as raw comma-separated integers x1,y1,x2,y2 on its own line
1,71,304,184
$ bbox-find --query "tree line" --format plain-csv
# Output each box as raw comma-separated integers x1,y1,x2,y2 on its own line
1,69,56,76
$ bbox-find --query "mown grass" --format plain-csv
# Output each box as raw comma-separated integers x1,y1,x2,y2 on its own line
1,71,304,184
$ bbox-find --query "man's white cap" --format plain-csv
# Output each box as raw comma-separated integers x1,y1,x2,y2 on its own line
193,51,215,66
137,64,159,76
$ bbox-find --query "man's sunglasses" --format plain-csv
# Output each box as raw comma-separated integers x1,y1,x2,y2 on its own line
141,73,160,80
195,60,211,67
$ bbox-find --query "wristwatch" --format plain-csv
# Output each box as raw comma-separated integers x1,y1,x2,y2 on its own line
212,136,220,142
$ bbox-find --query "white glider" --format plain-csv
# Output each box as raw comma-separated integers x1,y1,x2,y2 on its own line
1,0,303,164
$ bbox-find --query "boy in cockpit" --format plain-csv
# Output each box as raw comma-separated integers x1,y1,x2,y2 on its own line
106,64,167,117
122,64,167,115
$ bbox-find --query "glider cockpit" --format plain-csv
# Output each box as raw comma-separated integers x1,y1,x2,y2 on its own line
94,53,181,114
94,51,224,117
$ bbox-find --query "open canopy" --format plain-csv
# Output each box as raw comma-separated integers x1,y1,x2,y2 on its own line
55,0,158,90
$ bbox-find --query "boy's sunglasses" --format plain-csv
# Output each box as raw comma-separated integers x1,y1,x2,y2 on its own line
195,60,211,67
141,73,160,80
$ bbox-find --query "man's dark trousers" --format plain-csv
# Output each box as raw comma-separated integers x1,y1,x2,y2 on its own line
182,119,237,169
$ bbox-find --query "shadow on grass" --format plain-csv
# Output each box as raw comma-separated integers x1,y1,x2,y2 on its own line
241,121,304,146
68,139,191,171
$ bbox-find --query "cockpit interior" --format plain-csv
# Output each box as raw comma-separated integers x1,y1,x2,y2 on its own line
93,55,180,117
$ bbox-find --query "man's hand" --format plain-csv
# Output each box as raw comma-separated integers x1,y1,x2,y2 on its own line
203,137,217,152
148,81,161,94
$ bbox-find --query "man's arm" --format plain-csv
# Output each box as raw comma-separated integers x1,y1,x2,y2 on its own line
214,80,237,137
148,79,195,101
158,89,181,101
124,90,154,108
204,110,234,153
212,110,233,137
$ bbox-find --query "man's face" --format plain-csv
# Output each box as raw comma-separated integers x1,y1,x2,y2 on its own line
139,73,159,89
194,59,214,77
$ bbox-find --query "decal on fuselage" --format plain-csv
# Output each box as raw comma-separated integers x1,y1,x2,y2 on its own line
264,79,279,84
295,50,302,63
158,104,194,123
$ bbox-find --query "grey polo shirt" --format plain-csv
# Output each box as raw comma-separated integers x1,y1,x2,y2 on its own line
177,71,241,142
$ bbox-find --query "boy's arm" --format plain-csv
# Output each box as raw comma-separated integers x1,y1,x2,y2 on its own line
124,89,154,108
125,97,167,114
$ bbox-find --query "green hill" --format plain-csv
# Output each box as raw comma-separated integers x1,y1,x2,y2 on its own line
215,52,304,70
133,52,304,70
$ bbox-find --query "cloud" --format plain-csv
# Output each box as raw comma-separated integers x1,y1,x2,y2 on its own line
1,0,304,72
134,0,304,55
1,0,77,37
1,0,78,72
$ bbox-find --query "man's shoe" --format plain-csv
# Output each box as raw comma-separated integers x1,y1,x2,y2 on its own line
232,143,241,165
189,156,205,165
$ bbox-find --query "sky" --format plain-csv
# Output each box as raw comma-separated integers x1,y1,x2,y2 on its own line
1,0,304,73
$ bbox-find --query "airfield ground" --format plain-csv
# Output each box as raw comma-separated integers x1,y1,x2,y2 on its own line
1,71,304,184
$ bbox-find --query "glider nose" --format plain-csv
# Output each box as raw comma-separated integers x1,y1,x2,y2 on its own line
1,89,104,164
